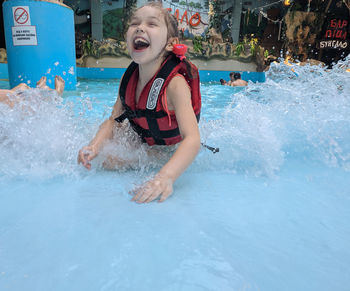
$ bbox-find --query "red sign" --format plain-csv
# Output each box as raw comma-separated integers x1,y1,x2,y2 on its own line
14,7,29,25
167,8,202,28
324,19,348,40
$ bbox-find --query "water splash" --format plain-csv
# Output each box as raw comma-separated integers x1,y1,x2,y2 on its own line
0,89,91,178
0,58,349,179
198,57,350,174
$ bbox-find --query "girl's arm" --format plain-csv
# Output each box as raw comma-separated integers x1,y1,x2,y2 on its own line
132,75,201,203
78,96,124,169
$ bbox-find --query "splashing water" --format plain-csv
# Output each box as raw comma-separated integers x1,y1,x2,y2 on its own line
1,58,350,179
199,57,350,175
0,89,90,178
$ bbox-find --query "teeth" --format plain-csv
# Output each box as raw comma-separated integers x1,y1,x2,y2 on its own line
133,37,150,50
134,38,149,45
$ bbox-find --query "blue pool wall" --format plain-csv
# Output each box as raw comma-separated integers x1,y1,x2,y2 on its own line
0,63,265,83
2,0,77,90
0,64,8,79
77,67,266,83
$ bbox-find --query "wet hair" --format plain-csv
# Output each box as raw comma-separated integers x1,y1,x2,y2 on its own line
220,79,226,85
234,73,241,80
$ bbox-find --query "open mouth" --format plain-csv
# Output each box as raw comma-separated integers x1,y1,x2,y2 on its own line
133,37,150,51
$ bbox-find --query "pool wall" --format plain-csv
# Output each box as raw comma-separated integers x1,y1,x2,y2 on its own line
0,63,265,83
2,0,77,90
0,63,9,79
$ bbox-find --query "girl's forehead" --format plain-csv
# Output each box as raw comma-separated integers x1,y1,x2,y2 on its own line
133,6,164,20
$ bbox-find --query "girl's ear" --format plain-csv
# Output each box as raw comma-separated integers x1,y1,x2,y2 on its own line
165,37,179,52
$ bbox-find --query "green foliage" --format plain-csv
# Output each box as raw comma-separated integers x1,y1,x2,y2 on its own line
192,36,203,53
264,49,269,58
209,0,224,31
240,35,259,56
248,36,258,56
103,8,124,39
235,42,244,56
83,36,92,55
83,36,96,56
189,2,202,9
179,1,202,9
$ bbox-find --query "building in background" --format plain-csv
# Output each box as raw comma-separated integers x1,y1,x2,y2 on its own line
0,0,349,68
63,0,282,43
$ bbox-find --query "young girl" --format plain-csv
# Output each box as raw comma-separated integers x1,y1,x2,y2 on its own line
78,2,201,203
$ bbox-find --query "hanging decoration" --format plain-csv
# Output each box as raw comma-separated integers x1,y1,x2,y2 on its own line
258,10,284,40
251,0,284,11
257,9,262,26
246,8,250,26
278,21,282,40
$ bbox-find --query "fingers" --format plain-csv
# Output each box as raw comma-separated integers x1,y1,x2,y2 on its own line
78,154,91,169
78,147,95,170
131,183,158,203
145,191,162,203
158,187,173,203
146,182,172,203
131,177,173,203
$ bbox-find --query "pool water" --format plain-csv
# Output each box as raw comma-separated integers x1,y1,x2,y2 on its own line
0,59,350,291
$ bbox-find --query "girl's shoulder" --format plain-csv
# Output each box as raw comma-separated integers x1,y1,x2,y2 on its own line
165,74,191,107
167,73,190,92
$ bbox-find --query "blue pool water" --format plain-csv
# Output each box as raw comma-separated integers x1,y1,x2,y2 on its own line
0,59,350,291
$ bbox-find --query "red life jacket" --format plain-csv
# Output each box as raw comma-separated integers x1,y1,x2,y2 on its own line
115,54,201,146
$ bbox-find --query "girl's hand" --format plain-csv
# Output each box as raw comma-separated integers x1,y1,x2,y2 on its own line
131,174,174,203
78,146,98,170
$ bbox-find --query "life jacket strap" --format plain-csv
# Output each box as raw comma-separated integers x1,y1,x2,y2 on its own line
115,106,169,123
114,112,128,123
129,120,180,144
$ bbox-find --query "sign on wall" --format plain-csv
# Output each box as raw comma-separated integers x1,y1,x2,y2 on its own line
11,6,37,46
163,3,208,37
319,18,348,49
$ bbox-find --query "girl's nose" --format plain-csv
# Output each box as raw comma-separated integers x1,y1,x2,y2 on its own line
136,25,144,33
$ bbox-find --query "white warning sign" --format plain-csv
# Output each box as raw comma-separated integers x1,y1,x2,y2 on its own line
12,6,31,26
12,26,38,46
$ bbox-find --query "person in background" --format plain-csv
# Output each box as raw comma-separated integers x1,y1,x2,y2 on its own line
228,72,248,87
220,79,227,85
0,76,65,108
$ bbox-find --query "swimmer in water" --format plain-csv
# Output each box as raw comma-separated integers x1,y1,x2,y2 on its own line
228,72,248,87
220,79,228,85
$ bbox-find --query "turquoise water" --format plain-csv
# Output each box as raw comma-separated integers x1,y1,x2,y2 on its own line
0,59,350,291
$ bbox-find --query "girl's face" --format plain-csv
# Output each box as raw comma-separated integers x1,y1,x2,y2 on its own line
126,6,168,65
